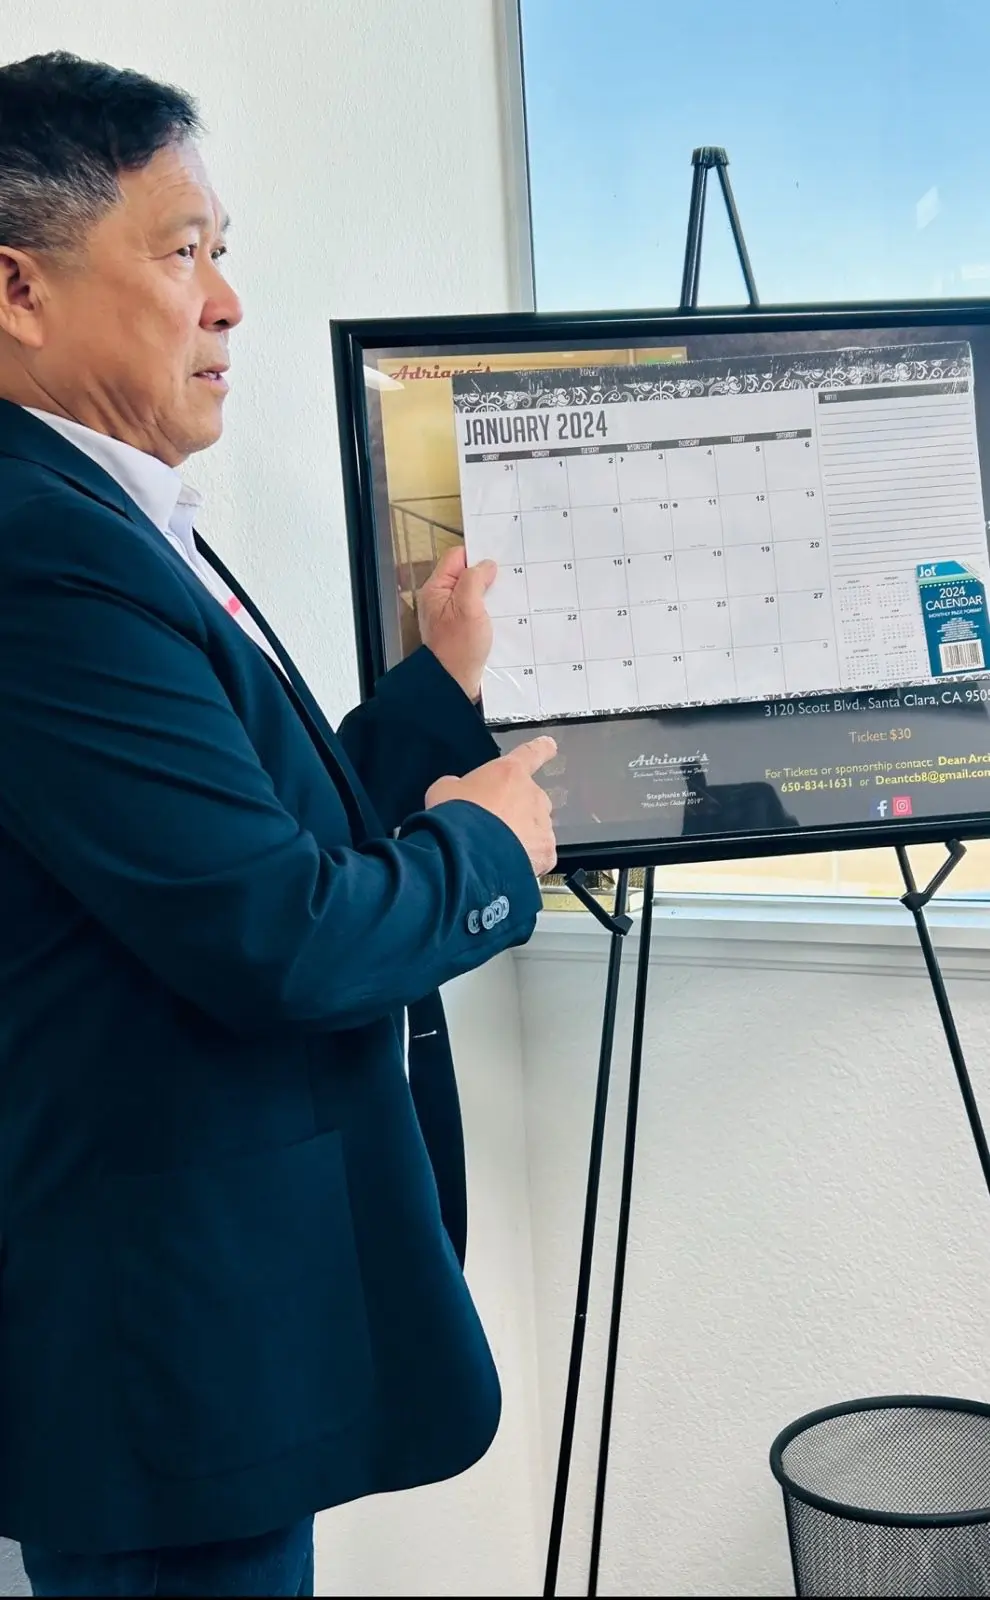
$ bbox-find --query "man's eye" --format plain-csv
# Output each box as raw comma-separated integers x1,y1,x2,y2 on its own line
176,244,227,262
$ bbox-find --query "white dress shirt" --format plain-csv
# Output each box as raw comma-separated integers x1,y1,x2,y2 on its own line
24,408,281,667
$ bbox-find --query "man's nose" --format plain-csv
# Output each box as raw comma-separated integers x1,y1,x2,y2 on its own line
204,267,243,332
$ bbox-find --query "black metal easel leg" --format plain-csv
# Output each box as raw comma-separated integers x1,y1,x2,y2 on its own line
680,148,759,311
586,867,656,1595
544,868,631,1598
713,157,760,307
679,156,709,314
896,842,990,1202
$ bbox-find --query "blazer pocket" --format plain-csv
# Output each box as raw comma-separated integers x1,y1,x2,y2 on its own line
111,1131,375,1479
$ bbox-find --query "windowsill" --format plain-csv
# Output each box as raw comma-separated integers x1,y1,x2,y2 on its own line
518,894,990,980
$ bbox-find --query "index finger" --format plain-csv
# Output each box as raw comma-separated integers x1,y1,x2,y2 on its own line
504,735,557,776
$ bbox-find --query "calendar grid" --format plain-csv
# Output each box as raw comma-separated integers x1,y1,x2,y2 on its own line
454,342,989,725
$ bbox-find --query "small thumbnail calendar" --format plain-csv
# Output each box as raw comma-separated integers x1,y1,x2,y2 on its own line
451,342,990,724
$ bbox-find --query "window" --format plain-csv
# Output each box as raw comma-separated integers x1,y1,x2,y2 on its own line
519,0,990,897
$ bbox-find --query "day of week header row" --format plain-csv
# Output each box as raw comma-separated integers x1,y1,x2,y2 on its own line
463,427,813,465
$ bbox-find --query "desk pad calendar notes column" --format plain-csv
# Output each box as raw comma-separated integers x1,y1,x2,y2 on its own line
451,341,990,725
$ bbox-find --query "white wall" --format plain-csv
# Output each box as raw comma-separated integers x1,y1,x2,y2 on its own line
0,4,540,1596
517,909,990,1597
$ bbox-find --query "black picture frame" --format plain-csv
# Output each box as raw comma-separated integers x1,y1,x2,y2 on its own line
331,298,990,871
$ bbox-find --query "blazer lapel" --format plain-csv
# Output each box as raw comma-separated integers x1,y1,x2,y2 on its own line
0,405,379,844
193,534,379,842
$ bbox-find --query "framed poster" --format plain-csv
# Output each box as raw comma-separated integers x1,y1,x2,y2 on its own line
332,300,990,870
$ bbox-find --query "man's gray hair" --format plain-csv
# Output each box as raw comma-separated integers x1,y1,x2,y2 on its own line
0,51,201,256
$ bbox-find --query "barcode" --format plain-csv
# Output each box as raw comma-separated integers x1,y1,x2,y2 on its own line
940,639,985,671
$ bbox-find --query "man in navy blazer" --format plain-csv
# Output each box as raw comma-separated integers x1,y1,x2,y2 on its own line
0,51,557,1597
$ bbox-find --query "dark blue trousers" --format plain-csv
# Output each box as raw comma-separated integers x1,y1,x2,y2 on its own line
21,1517,315,1596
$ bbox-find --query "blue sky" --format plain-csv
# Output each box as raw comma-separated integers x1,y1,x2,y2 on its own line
520,0,990,311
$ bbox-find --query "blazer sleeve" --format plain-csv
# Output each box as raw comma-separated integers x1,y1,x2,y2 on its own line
0,498,542,1038
336,647,501,833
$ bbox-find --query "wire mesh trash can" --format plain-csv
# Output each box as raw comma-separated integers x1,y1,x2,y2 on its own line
770,1397,990,1598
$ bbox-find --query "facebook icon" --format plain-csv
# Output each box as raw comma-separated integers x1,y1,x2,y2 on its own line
871,798,889,819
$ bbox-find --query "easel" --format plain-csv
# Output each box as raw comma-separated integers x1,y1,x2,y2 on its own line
547,146,990,1598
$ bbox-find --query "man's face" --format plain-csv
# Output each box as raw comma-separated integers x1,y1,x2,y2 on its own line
1,142,241,465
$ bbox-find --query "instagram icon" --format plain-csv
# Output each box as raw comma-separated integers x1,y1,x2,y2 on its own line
892,795,913,817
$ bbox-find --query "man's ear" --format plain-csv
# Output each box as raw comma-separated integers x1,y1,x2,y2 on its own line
0,248,47,349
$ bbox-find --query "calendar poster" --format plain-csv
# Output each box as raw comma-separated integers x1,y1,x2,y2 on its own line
452,343,989,726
